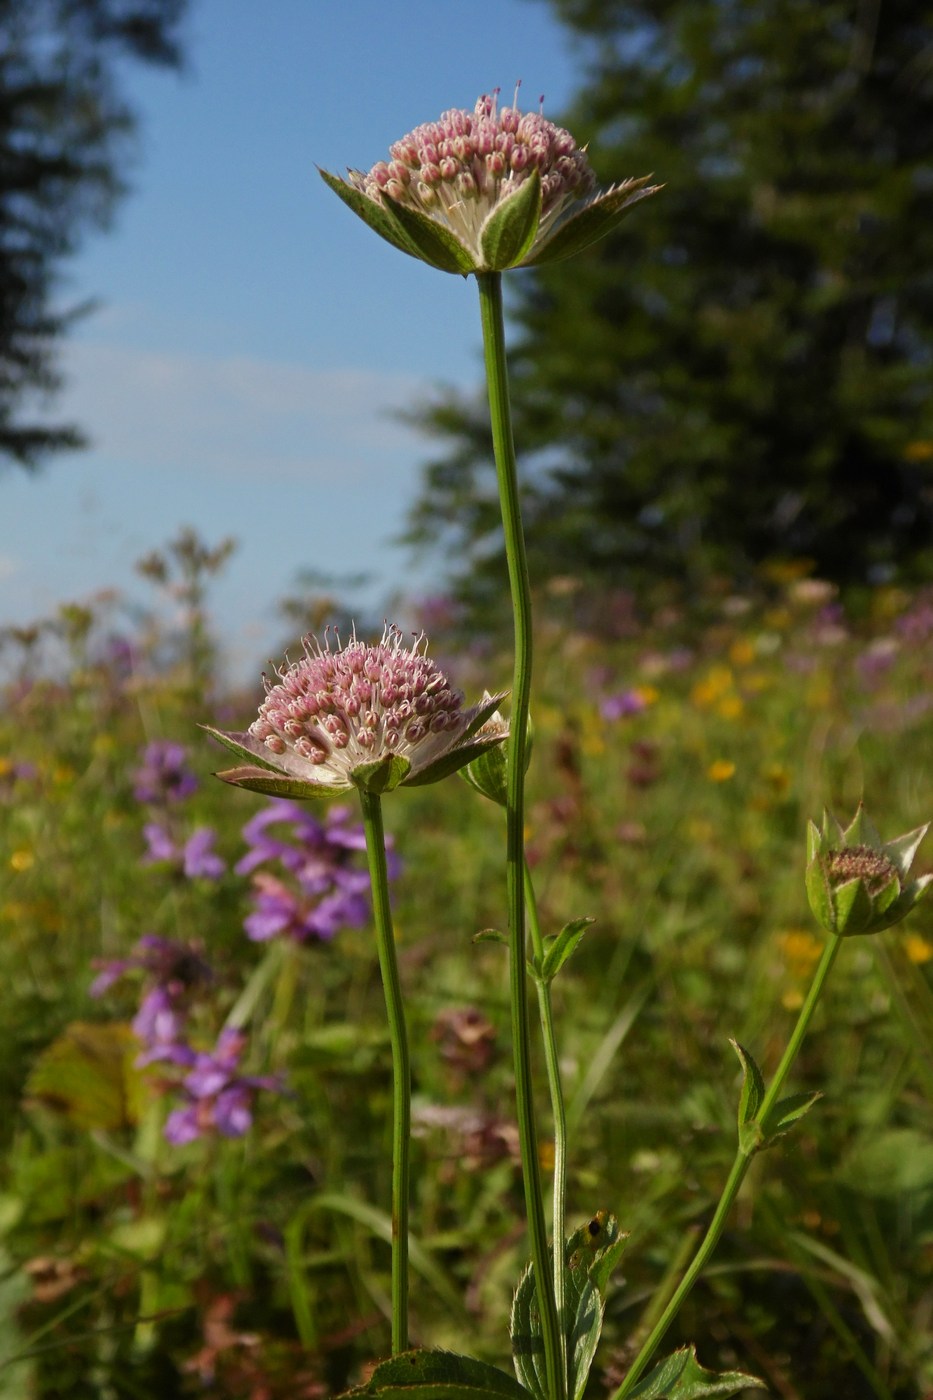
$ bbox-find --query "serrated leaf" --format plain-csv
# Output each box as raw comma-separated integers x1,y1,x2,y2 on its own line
541,918,595,982
382,196,478,274
345,1348,530,1399
762,1089,822,1144
729,1041,765,1129
564,1213,627,1400
480,170,542,269
510,1259,548,1400
511,1214,627,1400
626,1344,764,1399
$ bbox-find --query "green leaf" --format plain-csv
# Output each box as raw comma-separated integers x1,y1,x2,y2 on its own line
351,754,411,794
564,1213,628,1400
381,196,478,274
525,178,659,267
473,927,508,945
510,1260,548,1400
762,1089,821,1144
541,918,595,982
511,1214,628,1400
729,1040,770,1152
344,1349,530,1399
480,170,542,269
318,168,423,260
626,1345,764,1398
26,1022,145,1131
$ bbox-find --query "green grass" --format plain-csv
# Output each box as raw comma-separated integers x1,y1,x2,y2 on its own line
2,567,933,1396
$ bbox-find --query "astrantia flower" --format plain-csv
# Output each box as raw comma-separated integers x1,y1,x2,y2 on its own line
320,88,659,275
205,625,507,799
806,805,932,936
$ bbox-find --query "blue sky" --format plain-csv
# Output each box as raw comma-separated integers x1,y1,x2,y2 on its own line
2,0,586,680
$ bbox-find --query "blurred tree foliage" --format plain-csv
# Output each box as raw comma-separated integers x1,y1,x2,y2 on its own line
405,0,933,615
0,0,188,469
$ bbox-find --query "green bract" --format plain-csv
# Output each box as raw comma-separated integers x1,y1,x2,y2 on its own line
805,805,931,936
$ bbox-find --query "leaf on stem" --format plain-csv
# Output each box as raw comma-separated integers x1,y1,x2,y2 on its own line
539,917,595,982
340,1348,531,1398
761,1089,822,1144
624,1344,764,1399
511,1212,628,1400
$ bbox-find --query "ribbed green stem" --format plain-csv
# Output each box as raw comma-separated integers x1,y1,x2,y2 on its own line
359,787,410,1355
525,860,569,1386
477,269,564,1400
611,932,844,1399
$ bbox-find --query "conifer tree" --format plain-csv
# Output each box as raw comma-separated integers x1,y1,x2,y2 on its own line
406,0,933,610
0,0,187,468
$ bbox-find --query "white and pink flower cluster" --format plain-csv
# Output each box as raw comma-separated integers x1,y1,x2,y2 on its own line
251,626,466,772
349,90,595,258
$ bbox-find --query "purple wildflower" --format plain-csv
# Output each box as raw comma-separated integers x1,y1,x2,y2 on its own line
90,933,213,1069
142,823,226,880
244,872,369,944
133,986,190,1066
600,689,649,720
163,1029,282,1145
236,800,390,945
90,933,212,1000
133,741,198,805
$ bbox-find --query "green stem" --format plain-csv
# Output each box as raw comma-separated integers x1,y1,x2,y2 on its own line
611,932,844,1400
359,787,410,1355
525,860,569,1385
477,269,564,1400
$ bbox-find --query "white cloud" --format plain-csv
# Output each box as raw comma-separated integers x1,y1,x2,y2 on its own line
55,340,427,481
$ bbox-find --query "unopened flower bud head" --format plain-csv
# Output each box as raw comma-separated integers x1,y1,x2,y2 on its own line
320,87,661,275
805,805,932,937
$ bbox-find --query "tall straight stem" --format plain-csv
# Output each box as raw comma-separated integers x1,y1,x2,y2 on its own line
359,787,410,1355
525,860,569,1381
477,269,565,1400
611,933,844,1399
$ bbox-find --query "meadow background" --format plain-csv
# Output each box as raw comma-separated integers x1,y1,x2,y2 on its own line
3,1,933,1397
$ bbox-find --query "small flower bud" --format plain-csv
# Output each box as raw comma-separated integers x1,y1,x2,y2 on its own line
805,805,932,936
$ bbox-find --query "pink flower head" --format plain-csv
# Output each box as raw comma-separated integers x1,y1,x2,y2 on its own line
205,625,508,800
320,88,659,274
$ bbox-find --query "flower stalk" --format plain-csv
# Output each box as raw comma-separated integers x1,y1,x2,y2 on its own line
610,933,844,1400
477,268,565,1400
524,859,569,1385
359,786,411,1355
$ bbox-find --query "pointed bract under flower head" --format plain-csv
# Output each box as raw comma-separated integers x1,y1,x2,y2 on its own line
206,625,507,800
806,803,932,936
320,88,660,274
